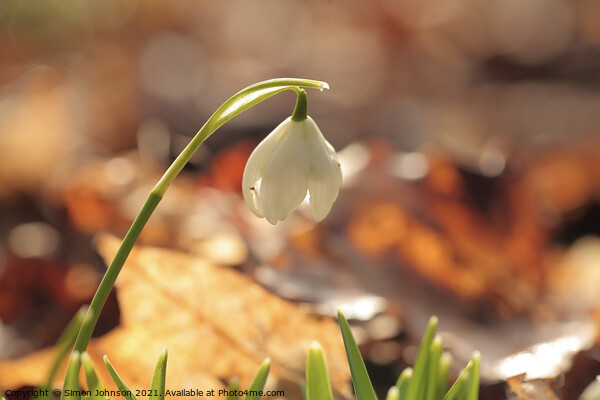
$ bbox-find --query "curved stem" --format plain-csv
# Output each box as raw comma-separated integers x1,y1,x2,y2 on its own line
153,80,326,196
61,78,327,398
71,192,161,354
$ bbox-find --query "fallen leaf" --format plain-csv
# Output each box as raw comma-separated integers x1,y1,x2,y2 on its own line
507,374,561,400
0,235,352,400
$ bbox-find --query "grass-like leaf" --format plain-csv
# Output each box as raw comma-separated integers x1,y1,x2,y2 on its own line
149,347,168,400
396,368,412,399
39,307,88,400
437,353,452,399
226,377,240,400
466,352,480,400
406,316,438,400
62,351,82,400
243,358,271,400
103,355,138,400
443,361,472,400
306,341,333,400
337,310,377,400
81,353,109,400
385,386,399,400
425,336,443,400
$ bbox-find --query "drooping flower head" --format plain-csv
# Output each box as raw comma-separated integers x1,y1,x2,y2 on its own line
243,106,342,225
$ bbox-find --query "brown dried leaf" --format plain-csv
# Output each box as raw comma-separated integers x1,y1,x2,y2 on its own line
0,236,352,400
507,374,561,400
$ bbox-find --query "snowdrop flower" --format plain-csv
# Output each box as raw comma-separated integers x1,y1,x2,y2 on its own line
243,109,342,225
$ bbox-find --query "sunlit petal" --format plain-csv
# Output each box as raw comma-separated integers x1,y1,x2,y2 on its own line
242,118,291,217
259,121,310,224
305,118,342,222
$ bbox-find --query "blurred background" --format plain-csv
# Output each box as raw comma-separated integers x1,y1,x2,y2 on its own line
1,0,600,398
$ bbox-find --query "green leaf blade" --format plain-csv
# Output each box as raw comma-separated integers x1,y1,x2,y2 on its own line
61,352,82,400
337,310,377,400
243,358,271,400
395,368,412,399
149,347,168,400
443,361,472,400
437,352,452,399
466,352,480,400
226,377,240,400
81,353,109,400
306,341,333,400
103,356,137,400
425,336,443,400
46,307,88,392
385,386,399,400
406,316,438,400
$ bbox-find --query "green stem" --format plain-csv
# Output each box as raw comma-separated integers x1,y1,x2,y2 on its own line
71,192,162,353
290,89,308,121
61,78,327,398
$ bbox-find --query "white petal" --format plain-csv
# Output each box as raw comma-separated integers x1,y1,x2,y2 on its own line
242,118,292,217
305,117,342,222
259,121,310,224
